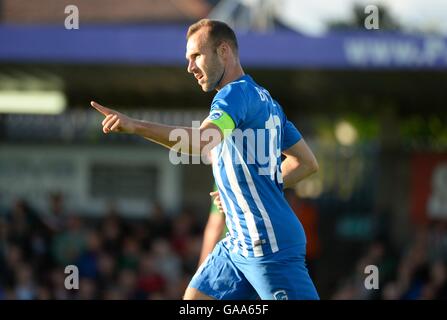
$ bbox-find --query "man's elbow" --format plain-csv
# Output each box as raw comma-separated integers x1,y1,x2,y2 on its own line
308,159,319,174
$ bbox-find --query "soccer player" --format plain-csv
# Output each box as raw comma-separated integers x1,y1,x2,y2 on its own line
91,19,319,300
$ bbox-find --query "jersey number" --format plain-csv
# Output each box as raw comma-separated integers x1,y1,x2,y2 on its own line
255,87,283,183
265,114,282,183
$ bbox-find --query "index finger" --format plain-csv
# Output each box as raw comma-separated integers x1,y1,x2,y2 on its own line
91,101,112,116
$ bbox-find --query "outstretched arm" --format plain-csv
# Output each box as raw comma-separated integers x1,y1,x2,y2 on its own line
281,139,319,189
91,101,222,155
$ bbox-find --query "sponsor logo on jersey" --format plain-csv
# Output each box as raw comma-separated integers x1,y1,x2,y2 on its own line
273,290,288,300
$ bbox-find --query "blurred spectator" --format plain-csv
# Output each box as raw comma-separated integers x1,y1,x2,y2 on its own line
170,208,201,258
49,267,72,300
76,230,103,279
2,244,24,288
75,278,98,300
151,238,182,286
119,237,141,271
14,263,36,300
136,252,166,299
42,193,67,234
144,203,173,244
101,208,125,254
7,199,43,254
117,268,138,299
51,215,86,266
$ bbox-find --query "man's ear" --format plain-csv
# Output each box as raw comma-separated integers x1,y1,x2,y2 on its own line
217,42,228,59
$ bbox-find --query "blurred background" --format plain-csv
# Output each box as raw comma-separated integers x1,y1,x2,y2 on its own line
0,0,446,300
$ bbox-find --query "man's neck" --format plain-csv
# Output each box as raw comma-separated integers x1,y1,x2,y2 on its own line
216,64,245,91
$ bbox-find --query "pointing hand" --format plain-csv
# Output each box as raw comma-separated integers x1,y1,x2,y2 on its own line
91,101,136,134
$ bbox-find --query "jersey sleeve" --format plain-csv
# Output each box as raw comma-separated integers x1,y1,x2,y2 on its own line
282,119,302,151
207,109,235,138
209,84,247,131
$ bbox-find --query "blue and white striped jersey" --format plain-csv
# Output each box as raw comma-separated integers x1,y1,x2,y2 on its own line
209,74,306,257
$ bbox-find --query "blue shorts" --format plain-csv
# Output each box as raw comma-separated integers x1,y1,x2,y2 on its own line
188,240,319,300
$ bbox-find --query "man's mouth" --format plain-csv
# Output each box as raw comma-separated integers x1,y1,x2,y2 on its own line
195,74,204,83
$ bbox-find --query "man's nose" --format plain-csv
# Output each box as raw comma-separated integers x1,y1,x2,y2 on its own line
187,60,196,74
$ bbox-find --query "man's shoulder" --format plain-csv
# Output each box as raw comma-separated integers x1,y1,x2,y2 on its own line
214,75,253,102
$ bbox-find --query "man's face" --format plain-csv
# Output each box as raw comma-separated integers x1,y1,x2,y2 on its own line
186,29,225,92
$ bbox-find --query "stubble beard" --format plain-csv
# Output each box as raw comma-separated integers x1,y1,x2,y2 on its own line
202,58,225,92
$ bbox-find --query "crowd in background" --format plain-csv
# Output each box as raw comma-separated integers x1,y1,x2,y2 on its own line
331,221,447,300
0,194,203,299
1,193,447,300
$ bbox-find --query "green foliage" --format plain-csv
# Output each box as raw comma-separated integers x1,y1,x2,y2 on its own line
400,114,447,150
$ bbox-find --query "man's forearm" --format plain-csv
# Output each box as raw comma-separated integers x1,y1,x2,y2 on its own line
133,119,186,149
281,157,318,189
133,119,215,155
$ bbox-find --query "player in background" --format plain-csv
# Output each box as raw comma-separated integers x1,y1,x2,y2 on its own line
198,184,226,267
91,19,319,300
